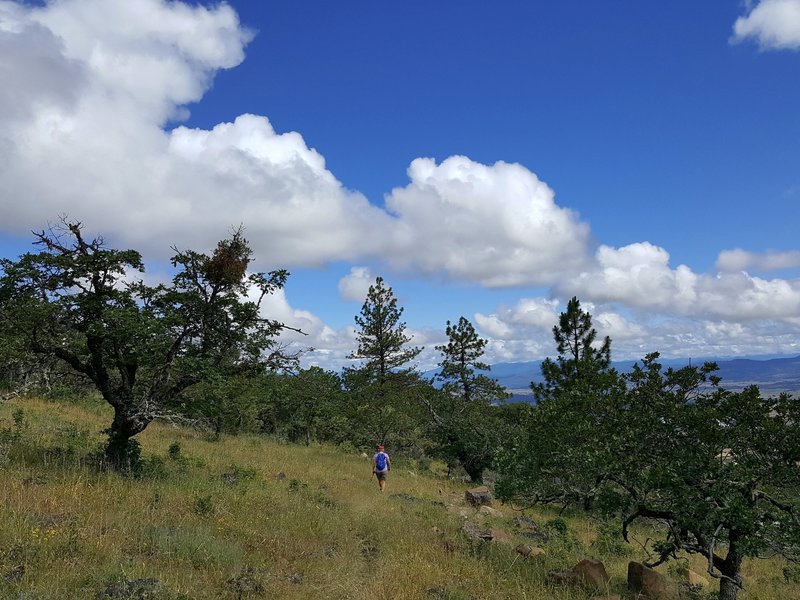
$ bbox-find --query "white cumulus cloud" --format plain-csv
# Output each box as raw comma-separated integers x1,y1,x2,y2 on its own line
732,0,800,50
338,267,374,302
384,156,592,287
717,248,800,272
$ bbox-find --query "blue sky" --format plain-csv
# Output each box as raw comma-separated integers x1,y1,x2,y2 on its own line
1,0,799,370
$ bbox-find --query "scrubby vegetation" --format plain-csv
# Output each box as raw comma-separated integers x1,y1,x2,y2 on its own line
0,397,798,600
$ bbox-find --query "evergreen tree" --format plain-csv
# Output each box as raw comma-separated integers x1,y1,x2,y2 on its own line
349,276,421,385
498,297,622,507
534,296,613,401
346,276,424,448
426,316,509,482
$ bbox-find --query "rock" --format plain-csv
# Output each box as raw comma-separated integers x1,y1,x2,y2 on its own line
547,571,581,585
488,528,512,544
447,505,471,518
513,515,538,529
514,544,544,557
221,472,238,486
513,515,550,542
465,486,493,507
462,521,492,542
479,505,502,517
686,569,710,588
98,578,160,599
226,567,265,596
628,561,676,599
572,559,610,589
276,471,287,481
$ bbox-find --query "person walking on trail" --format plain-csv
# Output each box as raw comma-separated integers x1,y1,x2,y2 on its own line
372,444,391,492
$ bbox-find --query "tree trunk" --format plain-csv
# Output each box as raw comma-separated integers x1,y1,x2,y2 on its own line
718,536,744,600
463,461,484,484
104,404,150,472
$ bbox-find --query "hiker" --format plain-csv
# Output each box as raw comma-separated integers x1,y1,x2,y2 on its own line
372,444,391,492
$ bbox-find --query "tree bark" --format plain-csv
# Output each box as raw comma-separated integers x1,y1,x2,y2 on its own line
104,404,150,472
718,536,744,600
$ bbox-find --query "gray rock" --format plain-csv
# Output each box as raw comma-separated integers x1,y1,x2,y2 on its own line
464,486,493,507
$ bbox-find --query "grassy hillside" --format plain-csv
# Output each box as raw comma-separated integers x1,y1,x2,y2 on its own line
0,397,798,600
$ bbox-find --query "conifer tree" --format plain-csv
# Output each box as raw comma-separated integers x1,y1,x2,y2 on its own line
346,276,424,447
427,316,508,482
349,276,421,385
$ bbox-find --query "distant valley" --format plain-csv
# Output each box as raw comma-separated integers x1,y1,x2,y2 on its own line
428,355,800,402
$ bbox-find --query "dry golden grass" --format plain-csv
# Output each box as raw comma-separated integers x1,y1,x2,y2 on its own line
0,396,798,599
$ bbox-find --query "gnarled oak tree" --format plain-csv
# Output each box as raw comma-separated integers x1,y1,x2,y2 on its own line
0,220,292,469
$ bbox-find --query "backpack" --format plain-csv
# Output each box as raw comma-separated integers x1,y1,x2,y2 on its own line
375,452,388,471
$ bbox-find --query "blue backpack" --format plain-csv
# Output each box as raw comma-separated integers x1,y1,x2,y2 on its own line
375,452,388,471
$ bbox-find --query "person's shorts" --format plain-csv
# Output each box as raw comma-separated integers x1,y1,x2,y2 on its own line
375,471,388,481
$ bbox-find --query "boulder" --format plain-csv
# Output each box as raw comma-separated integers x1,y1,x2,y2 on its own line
462,521,492,542
465,486,493,507
547,571,581,585
447,505,471,518
479,505,502,517
628,561,676,599
572,559,610,589
686,569,710,588
515,544,545,558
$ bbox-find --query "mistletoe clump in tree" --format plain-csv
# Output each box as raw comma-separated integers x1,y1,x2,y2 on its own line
0,220,293,470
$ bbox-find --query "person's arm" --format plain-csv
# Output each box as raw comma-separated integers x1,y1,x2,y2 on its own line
387,455,391,470
371,455,376,473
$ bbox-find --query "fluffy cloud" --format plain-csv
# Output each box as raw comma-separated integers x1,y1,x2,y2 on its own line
338,267,374,302
384,156,592,287
732,0,800,49
555,242,800,323
0,0,594,287
717,248,800,272
0,0,393,268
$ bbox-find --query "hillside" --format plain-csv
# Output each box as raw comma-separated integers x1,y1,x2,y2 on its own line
1,397,798,599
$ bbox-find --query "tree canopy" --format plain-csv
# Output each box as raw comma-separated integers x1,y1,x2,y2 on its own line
496,299,800,600
0,221,293,469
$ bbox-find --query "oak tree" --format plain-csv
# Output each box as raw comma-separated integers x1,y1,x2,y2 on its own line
0,221,292,469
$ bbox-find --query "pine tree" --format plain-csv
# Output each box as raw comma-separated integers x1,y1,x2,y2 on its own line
349,276,421,385
426,316,508,482
346,276,424,447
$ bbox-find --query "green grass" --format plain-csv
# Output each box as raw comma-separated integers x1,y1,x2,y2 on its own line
0,397,798,599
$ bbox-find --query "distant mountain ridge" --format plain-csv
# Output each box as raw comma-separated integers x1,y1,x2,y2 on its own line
426,355,800,401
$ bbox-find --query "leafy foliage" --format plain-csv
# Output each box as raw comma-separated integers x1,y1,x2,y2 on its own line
0,220,292,468
497,298,800,600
